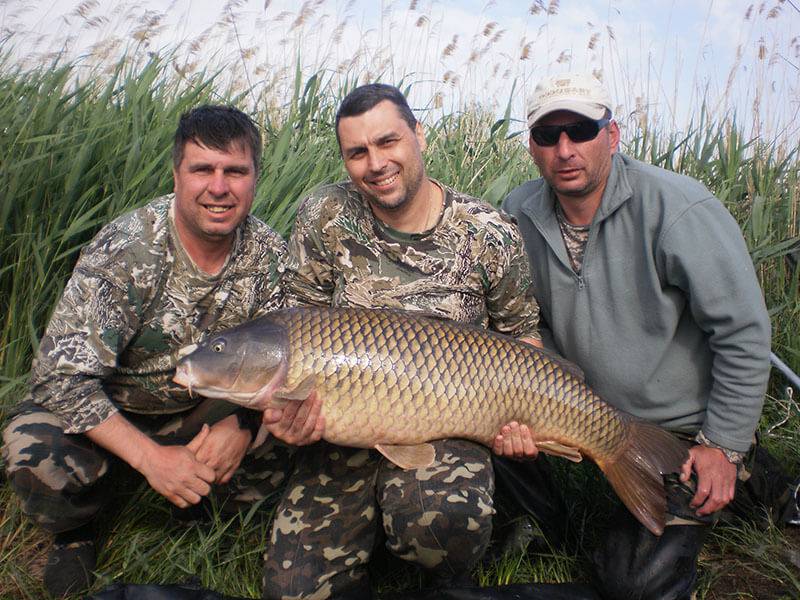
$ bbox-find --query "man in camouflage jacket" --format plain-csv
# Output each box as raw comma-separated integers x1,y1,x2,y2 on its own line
261,83,543,600
2,105,289,597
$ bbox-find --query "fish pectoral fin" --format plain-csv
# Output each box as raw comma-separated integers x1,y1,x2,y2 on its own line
375,443,436,469
251,424,270,449
536,441,583,462
273,375,316,401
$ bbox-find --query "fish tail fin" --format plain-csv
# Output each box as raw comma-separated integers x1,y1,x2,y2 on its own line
597,419,688,536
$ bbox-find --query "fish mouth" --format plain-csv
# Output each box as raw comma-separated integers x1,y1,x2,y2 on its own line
173,361,254,401
180,385,264,404
173,362,195,397
173,364,265,404
173,353,287,409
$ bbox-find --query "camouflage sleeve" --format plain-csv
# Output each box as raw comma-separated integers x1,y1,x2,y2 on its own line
282,195,336,307
251,237,288,318
483,220,541,340
29,267,141,434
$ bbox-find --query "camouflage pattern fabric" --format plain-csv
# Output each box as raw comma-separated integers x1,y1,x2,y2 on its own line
262,440,493,600
3,400,296,533
282,181,540,339
554,202,590,274
27,195,285,434
267,181,540,599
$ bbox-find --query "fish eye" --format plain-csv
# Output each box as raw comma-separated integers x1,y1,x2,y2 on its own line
212,340,226,353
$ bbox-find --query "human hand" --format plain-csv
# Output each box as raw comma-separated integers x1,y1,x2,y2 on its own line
680,444,737,516
262,389,325,446
138,425,216,507
193,414,252,484
492,421,539,459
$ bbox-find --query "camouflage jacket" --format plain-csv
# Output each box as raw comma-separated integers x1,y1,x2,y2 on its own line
283,181,540,338
30,195,285,434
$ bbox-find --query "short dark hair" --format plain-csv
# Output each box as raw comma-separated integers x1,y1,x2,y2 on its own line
335,83,417,147
172,105,262,173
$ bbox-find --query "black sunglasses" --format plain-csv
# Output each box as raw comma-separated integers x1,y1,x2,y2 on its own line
530,118,610,146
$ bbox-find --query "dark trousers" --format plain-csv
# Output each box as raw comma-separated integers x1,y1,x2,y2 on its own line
494,444,795,600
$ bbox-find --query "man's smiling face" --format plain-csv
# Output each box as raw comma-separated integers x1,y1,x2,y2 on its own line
172,139,256,249
337,99,427,213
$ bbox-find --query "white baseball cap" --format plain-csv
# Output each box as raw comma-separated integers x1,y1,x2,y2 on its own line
527,72,613,128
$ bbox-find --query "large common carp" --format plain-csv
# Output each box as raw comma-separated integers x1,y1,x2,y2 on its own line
173,306,687,536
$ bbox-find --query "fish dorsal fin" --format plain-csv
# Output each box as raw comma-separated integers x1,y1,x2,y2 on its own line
536,441,583,462
412,310,452,322
375,443,436,469
359,307,451,323
534,347,585,381
273,374,316,401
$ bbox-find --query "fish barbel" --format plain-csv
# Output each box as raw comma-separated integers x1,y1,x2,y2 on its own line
173,306,687,535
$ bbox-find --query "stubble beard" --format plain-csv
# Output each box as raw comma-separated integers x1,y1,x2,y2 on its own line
553,179,596,199
548,161,608,202
368,191,411,212
365,170,424,213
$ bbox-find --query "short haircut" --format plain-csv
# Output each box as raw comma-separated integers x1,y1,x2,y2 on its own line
172,105,262,173
335,83,417,147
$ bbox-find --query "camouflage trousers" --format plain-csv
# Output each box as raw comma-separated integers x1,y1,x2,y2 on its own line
2,400,296,534
262,439,495,600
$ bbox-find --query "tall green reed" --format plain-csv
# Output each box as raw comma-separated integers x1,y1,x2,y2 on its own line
0,54,214,409
0,47,798,599
2,51,799,415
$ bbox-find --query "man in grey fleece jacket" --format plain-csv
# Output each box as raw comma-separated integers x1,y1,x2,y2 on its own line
495,72,797,600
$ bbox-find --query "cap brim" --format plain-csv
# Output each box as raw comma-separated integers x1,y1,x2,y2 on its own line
528,100,608,128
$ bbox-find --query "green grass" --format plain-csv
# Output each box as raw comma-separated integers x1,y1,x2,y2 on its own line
0,47,798,599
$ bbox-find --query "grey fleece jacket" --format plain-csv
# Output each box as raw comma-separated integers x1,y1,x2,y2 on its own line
502,153,771,452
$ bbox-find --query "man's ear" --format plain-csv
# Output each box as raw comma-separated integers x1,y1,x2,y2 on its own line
607,120,621,153
415,121,427,152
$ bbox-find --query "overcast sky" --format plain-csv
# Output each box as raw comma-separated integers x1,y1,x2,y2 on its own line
4,0,799,141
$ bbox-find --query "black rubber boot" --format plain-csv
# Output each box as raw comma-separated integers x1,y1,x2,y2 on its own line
424,570,476,591
330,579,374,599
43,523,97,597
492,455,569,549
591,503,707,600
389,582,601,600
87,578,252,599
724,445,797,527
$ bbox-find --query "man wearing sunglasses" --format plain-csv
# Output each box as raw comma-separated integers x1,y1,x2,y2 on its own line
500,72,798,599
